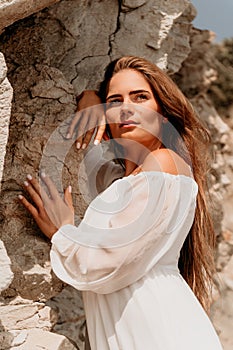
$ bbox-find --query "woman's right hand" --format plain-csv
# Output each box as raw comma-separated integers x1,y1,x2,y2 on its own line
66,90,106,149
19,174,74,240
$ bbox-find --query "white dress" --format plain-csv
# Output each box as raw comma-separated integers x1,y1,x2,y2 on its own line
50,171,223,350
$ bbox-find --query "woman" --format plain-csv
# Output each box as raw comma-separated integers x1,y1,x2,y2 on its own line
19,56,223,349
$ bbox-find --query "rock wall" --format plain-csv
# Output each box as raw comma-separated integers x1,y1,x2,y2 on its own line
0,0,60,34
0,52,13,191
0,0,232,349
173,28,233,349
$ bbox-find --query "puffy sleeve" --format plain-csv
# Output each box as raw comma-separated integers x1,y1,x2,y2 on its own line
50,172,198,294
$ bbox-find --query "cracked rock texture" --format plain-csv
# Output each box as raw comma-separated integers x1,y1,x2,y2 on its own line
0,50,14,320
0,0,232,349
173,28,233,350
0,0,60,34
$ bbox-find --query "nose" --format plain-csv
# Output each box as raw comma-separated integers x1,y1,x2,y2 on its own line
120,102,135,121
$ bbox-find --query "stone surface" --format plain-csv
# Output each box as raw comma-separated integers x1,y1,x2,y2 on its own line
0,63,82,302
0,52,13,191
47,286,86,349
212,289,233,350
174,28,217,95
0,240,13,292
0,0,232,349
0,302,57,331
0,0,61,34
4,328,78,350
46,0,118,93
0,51,14,306
173,26,233,350
174,28,231,236
112,0,196,73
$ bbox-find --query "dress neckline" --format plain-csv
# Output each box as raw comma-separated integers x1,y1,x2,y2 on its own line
126,170,194,179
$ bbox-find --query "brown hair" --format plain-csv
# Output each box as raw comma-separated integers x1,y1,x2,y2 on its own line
99,56,216,311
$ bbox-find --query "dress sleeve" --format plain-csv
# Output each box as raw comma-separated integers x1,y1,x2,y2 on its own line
50,172,198,294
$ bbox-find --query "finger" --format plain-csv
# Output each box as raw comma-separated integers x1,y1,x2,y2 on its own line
18,194,39,219
94,114,106,144
74,112,90,149
66,111,82,139
75,134,85,150
23,179,44,209
40,172,60,201
82,128,95,149
64,185,74,212
69,109,91,143
75,111,89,139
94,122,106,145
26,175,41,193
26,174,51,206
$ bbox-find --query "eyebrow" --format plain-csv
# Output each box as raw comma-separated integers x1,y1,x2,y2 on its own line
106,89,151,101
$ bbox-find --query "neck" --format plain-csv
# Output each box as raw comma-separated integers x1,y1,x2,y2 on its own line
122,139,163,176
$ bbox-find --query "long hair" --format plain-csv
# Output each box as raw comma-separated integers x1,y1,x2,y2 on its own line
98,56,216,311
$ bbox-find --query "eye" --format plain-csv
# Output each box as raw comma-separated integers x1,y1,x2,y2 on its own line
134,93,148,102
106,99,122,108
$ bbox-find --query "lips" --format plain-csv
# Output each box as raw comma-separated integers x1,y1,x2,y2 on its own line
119,120,139,128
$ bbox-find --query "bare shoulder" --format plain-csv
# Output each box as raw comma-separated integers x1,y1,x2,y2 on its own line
141,148,192,177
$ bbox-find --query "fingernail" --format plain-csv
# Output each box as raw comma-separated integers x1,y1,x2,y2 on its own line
41,172,46,178
76,142,81,149
82,143,86,150
24,181,29,187
68,185,72,193
27,174,32,180
18,194,23,200
66,133,71,139
94,140,99,146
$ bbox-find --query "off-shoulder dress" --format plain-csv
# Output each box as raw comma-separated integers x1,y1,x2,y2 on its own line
50,171,223,350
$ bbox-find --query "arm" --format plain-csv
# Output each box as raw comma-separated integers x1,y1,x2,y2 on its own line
50,172,198,294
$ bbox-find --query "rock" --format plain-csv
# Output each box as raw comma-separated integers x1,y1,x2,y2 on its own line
222,230,233,246
220,173,231,186
0,52,13,191
0,63,80,302
0,51,7,82
9,329,78,350
122,0,147,11
172,22,233,349
0,60,12,294
0,0,61,34
10,329,28,347
47,0,118,93
111,0,196,73
0,302,57,330
220,255,233,291
173,28,218,95
0,240,14,292
211,289,233,350
47,286,86,349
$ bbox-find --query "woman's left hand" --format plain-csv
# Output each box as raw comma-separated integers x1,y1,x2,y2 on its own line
19,174,74,240
67,90,106,149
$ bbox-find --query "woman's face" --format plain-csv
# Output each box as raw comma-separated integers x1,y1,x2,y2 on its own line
105,69,164,149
